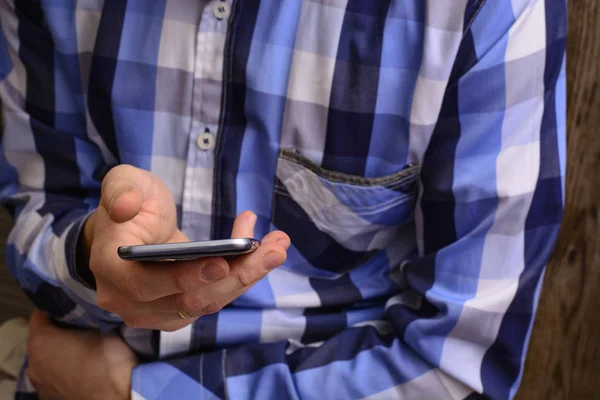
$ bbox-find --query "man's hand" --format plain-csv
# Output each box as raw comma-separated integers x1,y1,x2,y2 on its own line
85,165,290,332
27,310,136,400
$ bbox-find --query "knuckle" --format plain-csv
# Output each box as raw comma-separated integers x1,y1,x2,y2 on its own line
234,268,258,288
176,290,208,312
174,293,192,312
260,242,283,254
173,270,194,293
200,301,223,316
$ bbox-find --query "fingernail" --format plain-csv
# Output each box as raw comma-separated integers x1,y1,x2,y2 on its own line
201,264,226,281
262,252,284,270
276,238,290,250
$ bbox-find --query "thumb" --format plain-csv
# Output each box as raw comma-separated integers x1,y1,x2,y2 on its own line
100,165,145,223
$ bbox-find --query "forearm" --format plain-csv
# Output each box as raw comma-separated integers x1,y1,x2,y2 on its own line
0,0,120,329
4,195,121,329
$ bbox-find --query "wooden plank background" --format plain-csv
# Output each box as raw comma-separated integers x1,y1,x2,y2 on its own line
0,1,598,398
514,1,600,398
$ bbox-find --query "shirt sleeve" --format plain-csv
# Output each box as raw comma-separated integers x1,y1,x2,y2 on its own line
130,1,566,399
0,8,121,330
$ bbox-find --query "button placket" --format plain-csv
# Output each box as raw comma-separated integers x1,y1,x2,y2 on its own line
163,0,234,360
181,1,230,240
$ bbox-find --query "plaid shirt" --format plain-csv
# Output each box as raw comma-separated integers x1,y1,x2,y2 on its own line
0,0,566,399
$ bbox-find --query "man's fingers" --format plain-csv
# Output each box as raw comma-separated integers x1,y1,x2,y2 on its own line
214,222,290,296
148,241,288,313
118,299,226,331
100,165,148,223
260,230,291,247
95,257,230,306
118,310,195,332
96,208,290,328
230,211,257,239
115,238,289,314
216,241,288,294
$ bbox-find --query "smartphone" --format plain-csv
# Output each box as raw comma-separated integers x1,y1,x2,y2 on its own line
117,238,260,262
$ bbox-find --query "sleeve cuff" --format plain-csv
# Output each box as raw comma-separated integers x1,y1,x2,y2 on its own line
65,210,96,290
58,211,123,330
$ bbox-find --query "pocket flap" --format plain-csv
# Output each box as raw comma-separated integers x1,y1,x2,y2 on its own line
272,149,420,278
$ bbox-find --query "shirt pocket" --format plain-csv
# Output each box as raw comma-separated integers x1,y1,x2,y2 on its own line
271,149,420,279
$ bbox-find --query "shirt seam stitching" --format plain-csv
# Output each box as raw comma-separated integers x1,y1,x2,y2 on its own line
462,0,489,39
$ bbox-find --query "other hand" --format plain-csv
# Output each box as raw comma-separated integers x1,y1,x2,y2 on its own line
27,310,136,400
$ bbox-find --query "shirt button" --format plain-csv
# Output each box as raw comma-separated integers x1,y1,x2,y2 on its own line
197,131,215,151
212,1,231,20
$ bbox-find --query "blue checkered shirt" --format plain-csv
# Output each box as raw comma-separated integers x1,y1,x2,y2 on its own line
0,0,566,399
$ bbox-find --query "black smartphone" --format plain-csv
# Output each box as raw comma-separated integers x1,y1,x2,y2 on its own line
117,238,260,262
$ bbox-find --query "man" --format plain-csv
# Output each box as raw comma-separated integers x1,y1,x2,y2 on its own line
0,0,566,399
